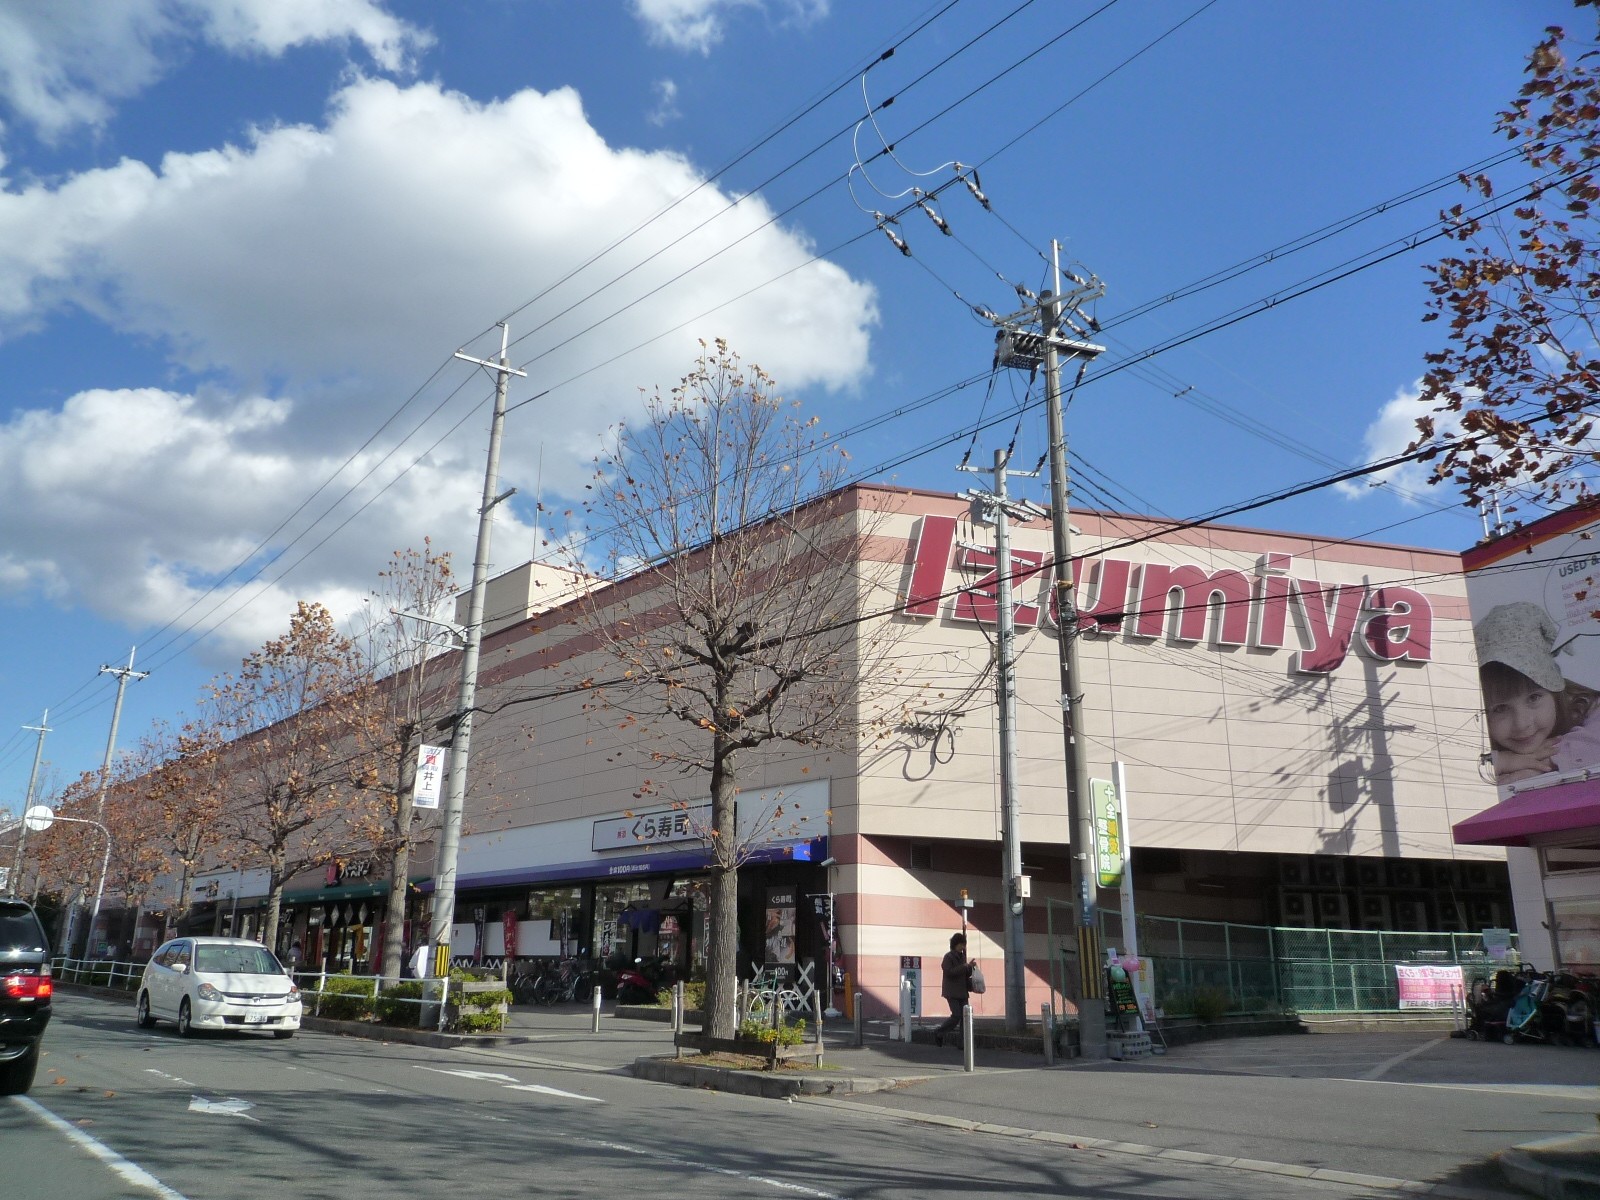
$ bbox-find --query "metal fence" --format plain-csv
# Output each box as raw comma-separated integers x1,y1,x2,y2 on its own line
1047,903,1519,1017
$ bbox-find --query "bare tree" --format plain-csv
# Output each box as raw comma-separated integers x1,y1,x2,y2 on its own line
569,340,903,1038
210,601,389,952
138,714,232,940
1413,14,1600,510
358,541,457,982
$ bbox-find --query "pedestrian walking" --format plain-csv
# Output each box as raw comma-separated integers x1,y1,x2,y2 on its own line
285,940,303,977
934,932,975,1047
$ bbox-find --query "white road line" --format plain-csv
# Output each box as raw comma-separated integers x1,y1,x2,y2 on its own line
1360,1035,1448,1080
573,1136,840,1198
503,1083,604,1102
10,1095,193,1200
188,1095,259,1120
413,1066,519,1083
414,1064,603,1103
143,1069,196,1087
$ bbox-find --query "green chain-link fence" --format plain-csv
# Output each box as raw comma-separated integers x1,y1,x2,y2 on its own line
1048,902,1518,1017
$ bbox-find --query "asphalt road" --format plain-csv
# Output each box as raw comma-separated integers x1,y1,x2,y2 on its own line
0,993,1460,1200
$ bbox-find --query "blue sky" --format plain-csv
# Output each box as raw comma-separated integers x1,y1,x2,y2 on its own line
0,0,1573,814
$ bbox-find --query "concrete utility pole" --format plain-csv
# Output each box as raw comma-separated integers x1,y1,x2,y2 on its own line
989,239,1108,1058
960,450,1046,1033
8,710,50,897
428,322,525,977
79,650,147,954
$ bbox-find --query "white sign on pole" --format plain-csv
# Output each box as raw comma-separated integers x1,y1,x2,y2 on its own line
22,805,54,833
412,745,447,810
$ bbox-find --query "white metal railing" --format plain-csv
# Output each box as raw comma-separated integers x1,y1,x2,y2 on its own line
51,956,142,991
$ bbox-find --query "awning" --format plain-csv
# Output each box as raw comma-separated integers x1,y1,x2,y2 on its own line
425,836,827,894
1452,778,1600,846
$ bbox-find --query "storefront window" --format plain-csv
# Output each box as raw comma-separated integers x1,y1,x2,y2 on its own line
1551,898,1600,968
528,886,583,956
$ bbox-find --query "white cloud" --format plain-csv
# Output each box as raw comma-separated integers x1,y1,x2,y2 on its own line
0,77,877,655
648,78,681,127
631,0,827,55
0,0,430,143
1336,381,1461,504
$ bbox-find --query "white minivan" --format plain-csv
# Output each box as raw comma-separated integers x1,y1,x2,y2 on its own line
137,937,301,1039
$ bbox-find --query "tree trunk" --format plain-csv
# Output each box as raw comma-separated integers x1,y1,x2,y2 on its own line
702,742,740,1038
262,866,284,954
381,743,415,983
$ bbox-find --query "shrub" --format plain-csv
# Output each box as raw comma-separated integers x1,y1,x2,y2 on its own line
315,974,377,1021
375,981,425,1027
737,1017,808,1046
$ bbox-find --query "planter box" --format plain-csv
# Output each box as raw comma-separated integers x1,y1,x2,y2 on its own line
674,1030,825,1065
447,980,509,1031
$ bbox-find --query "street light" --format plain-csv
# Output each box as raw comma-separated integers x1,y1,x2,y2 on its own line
25,807,112,957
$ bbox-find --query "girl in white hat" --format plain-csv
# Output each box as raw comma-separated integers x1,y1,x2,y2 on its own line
1477,602,1600,783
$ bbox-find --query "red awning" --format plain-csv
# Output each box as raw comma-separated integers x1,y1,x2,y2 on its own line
1453,777,1600,846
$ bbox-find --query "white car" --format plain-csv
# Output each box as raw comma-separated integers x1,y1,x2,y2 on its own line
136,937,300,1039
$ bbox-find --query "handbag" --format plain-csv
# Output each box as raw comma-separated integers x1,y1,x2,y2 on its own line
967,963,986,994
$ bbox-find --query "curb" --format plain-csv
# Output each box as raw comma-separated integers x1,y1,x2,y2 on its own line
630,1055,905,1098
299,1015,543,1049
1498,1134,1600,1200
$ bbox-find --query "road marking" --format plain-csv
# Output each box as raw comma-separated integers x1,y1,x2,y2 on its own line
414,1064,603,1103
10,1095,194,1200
188,1095,259,1121
143,1069,196,1087
1360,1035,1447,1080
414,1067,520,1083
504,1083,604,1102
572,1136,840,1198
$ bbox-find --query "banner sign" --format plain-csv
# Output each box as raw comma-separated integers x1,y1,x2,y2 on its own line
1394,963,1465,1008
412,745,447,810
1091,778,1124,889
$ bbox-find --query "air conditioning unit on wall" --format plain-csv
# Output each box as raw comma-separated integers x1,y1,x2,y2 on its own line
1279,856,1309,886
1357,893,1391,930
1310,857,1342,888
1352,860,1385,889
1278,890,1315,927
1316,892,1351,928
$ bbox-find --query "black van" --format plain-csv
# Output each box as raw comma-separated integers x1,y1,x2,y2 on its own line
0,900,53,1094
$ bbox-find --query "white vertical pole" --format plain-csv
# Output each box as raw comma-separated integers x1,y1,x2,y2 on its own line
1114,760,1137,963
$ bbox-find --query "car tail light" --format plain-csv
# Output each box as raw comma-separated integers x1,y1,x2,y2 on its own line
2,967,51,1001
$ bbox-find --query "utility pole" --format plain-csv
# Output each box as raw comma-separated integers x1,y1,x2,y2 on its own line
428,322,524,977
79,649,147,955
988,240,1108,1059
8,710,50,897
960,450,1046,1032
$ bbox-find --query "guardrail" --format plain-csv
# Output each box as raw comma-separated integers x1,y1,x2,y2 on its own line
51,956,142,991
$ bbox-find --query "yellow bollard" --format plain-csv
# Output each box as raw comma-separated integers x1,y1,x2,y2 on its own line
842,973,854,1020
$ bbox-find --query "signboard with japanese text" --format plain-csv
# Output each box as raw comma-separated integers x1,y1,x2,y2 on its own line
412,744,447,810
1394,963,1465,1008
1092,778,1123,889
591,805,709,851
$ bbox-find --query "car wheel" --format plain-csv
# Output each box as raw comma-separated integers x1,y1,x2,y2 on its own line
0,1042,40,1096
177,998,194,1038
273,1029,294,1040
136,991,155,1029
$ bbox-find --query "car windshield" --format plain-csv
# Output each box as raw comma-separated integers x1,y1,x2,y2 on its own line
194,945,281,975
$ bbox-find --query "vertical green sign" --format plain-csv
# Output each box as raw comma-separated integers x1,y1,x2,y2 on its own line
1091,777,1123,889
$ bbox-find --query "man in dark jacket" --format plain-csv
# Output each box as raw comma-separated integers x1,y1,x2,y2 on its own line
934,932,974,1046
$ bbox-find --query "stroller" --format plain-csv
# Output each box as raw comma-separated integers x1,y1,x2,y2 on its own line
1463,969,1521,1042
1503,970,1552,1044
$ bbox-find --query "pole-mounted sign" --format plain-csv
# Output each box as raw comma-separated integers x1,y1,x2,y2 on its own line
1091,778,1123,889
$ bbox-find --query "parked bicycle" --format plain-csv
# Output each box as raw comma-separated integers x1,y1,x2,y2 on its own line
534,959,593,1005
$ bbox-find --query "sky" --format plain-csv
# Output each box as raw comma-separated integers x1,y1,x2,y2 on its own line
0,0,1576,816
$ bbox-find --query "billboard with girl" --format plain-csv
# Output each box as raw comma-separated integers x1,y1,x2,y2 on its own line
1465,508,1600,795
